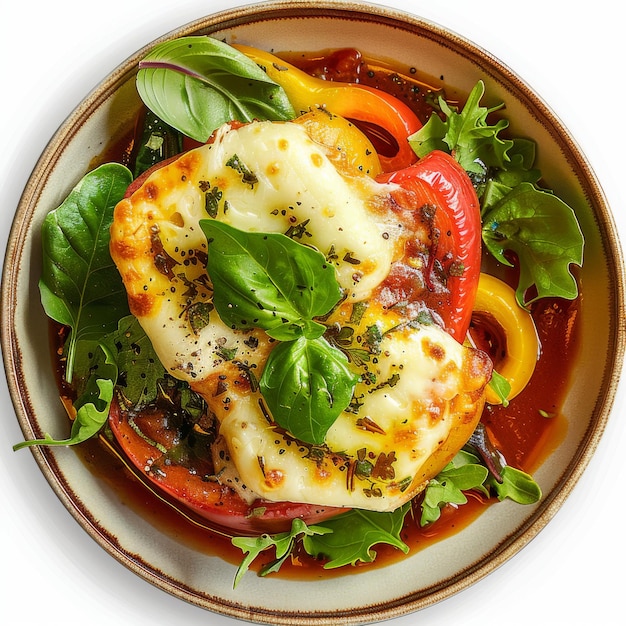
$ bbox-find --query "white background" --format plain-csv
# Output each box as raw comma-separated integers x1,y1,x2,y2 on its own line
1,1,624,624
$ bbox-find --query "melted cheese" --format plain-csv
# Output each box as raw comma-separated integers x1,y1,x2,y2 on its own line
110,120,491,512
218,306,490,511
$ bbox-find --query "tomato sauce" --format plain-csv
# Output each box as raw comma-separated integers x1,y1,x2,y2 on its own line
62,48,581,580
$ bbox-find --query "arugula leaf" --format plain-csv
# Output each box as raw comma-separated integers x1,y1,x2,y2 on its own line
259,335,358,445
106,315,167,406
489,465,542,504
409,81,511,174
420,450,488,525
231,518,331,587
408,80,584,306
13,344,117,450
302,504,410,568
39,163,132,382
136,36,295,143
482,182,584,306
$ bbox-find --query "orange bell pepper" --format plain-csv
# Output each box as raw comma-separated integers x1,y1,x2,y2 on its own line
233,44,421,172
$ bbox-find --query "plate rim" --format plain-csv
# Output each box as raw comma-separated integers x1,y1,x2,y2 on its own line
2,1,625,623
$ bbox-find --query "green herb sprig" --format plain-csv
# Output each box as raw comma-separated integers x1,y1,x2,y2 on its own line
231,505,410,587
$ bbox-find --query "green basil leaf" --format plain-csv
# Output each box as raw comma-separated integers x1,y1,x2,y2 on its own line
201,220,341,339
482,182,584,306
136,36,295,143
302,504,410,569
38,163,133,382
259,336,358,445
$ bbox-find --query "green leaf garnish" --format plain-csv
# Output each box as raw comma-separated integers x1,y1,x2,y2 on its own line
201,219,358,444
409,80,584,306
200,220,341,341
489,465,542,504
410,81,511,175
302,504,410,568
136,36,296,143
131,109,184,178
38,163,133,382
231,518,331,587
420,450,489,525
231,506,411,585
482,182,584,306
488,369,511,407
13,344,117,450
105,315,167,406
259,335,358,445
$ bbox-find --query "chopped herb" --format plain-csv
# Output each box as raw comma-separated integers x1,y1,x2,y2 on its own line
226,153,259,187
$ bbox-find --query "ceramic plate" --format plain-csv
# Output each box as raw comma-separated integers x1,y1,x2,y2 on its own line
2,2,624,624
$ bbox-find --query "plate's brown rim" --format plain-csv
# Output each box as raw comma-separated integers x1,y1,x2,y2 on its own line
2,1,625,624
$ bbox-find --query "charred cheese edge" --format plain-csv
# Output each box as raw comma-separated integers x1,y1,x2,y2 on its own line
110,120,491,512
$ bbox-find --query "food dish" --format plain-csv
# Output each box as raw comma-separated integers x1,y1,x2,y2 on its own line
2,1,620,624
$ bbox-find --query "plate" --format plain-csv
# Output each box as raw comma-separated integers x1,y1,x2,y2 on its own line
2,1,624,624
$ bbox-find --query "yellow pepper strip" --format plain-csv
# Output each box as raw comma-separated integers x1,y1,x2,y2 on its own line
470,273,540,405
232,44,422,173
292,108,383,177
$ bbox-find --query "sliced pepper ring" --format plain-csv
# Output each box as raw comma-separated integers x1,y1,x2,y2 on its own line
233,44,421,172
470,273,540,405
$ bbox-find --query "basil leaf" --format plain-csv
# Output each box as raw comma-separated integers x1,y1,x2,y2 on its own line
201,220,341,340
259,336,358,445
302,504,410,569
38,163,133,382
482,182,584,306
136,36,295,143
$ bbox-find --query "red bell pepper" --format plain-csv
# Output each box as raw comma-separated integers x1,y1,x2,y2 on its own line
377,150,482,340
108,397,347,534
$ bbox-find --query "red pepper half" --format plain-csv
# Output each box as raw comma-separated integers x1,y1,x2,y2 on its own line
377,150,482,340
108,397,347,535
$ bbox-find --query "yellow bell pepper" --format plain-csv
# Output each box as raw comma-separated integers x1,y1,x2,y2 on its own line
470,273,540,405
292,108,382,177
232,44,421,173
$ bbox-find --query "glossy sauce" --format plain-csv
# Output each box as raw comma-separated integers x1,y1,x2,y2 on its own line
66,48,581,580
